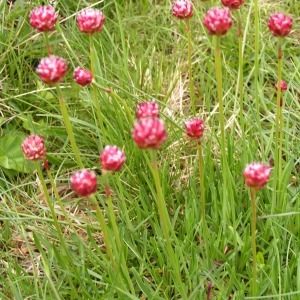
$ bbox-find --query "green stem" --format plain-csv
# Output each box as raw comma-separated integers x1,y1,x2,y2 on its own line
90,35,105,149
34,162,71,264
104,175,135,294
214,36,226,165
43,33,52,55
150,151,187,299
186,19,195,115
254,0,260,119
46,168,80,235
197,141,209,260
273,38,283,210
56,85,84,168
237,11,244,134
250,188,257,296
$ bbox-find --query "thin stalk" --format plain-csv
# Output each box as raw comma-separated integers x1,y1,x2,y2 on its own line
273,38,283,210
214,36,226,165
34,161,77,273
43,33,52,55
90,35,105,148
46,168,79,235
250,188,257,296
254,0,260,118
237,11,244,134
150,151,187,299
92,81,133,124
103,175,135,294
56,85,84,168
197,141,209,257
186,19,196,115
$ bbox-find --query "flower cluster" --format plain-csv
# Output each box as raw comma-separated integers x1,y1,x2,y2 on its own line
184,118,204,140
172,0,193,20
22,135,46,161
221,0,244,10
76,8,105,34
268,13,293,37
29,6,57,32
203,7,232,36
243,163,271,190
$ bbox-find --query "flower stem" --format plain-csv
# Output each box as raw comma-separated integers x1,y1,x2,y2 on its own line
186,19,196,115
150,151,187,299
214,36,226,166
34,162,70,262
237,11,244,134
90,35,105,149
104,174,135,294
197,141,209,257
43,33,52,55
273,38,283,210
250,188,257,296
56,85,84,168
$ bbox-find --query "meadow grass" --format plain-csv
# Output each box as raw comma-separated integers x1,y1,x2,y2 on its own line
0,0,299,299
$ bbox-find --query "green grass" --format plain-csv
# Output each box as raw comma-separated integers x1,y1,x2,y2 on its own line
0,0,299,299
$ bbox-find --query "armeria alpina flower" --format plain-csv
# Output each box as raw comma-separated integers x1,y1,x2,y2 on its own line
203,7,232,36
22,135,46,160
76,8,105,34
136,101,159,119
132,118,167,149
275,80,288,92
184,118,204,140
221,0,244,10
36,56,67,84
73,67,93,87
172,0,193,20
70,169,97,197
268,13,293,37
29,6,57,32
100,145,126,172
243,162,271,190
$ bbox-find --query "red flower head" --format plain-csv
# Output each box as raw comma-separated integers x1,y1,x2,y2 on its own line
136,101,159,119
275,80,288,92
73,67,93,87
172,0,193,20
132,118,167,149
268,13,293,37
221,0,244,10
203,7,232,36
243,162,271,190
76,8,105,34
100,145,126,172
184,118,204,140
36,56,67,84
70,169,97,197
22,134,46,161
29,6,57,32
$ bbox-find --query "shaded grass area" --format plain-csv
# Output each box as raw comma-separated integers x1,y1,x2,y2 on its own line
0,0,299,299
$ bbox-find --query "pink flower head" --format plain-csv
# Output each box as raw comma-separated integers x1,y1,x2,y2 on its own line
132,118,167,149
73,67,93,87
221,0,244,10
243,162,271,190
76,8,105,34
22,134,46,161
29,6,57,32
268,13,293,37
203,7,232,36
100,145,126,172
275,80,288,92
36,56,67,84
172,0,193,20
70,169,97,197
184,118,204,140
136,101,159,119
